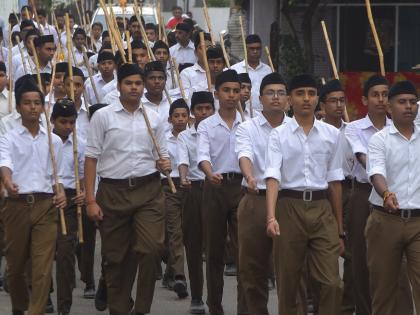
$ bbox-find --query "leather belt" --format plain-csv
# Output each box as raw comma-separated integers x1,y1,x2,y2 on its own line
354,181,371,190
100,172,160,187
342,177,353,188
221,172,243,182
279,189,328,201
64,189,77,196
161,177,181,187
9,193,54,204
241,186,266,196
191,180,204,187
373,205,420,219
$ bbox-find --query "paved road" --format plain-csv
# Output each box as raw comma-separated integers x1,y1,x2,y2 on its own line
0,234,279,314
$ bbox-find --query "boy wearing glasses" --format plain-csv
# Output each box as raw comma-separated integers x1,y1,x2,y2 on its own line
235,72,290,315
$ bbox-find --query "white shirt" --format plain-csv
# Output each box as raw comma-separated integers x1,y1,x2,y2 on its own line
103,89,119,104
0,124,64,194
166,130,180,178
367,123,420,209
86,99,168,179
415,103,420,125
180,62,206,91
236,113,290,189
345,115,392,183
0,110,47,136
60,134,85,189
0,89,15,119
14,58,52,84
197,110,242,174
41,23,59,45
231,60,271,112
169,41,197,66
70,47,88,77
141,94,171,133
85,73,112,105
75,98,90,141
177,125,205,181
102,78,117,96
264,117,344,190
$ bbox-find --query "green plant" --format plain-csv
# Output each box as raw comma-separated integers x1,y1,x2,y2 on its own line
207,0,230,7
278,34,308,80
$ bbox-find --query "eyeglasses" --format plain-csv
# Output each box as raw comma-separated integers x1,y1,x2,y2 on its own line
263,90,287,98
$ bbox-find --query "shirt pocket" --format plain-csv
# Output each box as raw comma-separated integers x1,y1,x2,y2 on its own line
311,153,328,180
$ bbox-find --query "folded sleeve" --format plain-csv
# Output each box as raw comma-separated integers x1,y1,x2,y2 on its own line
263,129,282,183
235,122,254,163
367,132,386,178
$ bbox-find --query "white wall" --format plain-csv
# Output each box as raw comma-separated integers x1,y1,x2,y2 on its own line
0,0,19,30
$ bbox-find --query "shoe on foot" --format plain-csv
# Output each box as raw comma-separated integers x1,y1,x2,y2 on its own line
189,299,205,314
84,285,96,299
45,294,54,313
173,278,188,299
95,277,107,311
224,264,237,276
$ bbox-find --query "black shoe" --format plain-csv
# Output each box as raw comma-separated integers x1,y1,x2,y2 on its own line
189,299,205,314
268,277,275,291
45,294,54,313
12,311,24,315
95,277,107,311
224,264,237,276
84,285,96,299
162,274,175,290
173,278,188,299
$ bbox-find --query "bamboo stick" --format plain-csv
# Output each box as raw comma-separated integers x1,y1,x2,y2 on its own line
320,20,349,122
82,46,100,103
199,32,212,92
16,36,28,75
239,16,253,118
202,0,215,46
126,31,133,63
220,32,230,68
365,0,385,76
265,46,274,72
172,57,186,101
7,25,13,113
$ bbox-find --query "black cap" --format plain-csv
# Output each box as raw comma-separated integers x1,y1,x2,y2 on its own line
89,103,109,119
144,61,166,77
288,74,317,93
117,63,142,82
206,46,224,60
245,34,261,45
215,69,240,90
55,62,68,73
64,67,85,81
388,80,418,99
34,35,54,47
15,74,44,105
169,98,189,116
20,19,35,30
191,91,214,110
238,73,251,85
260,72,286,96
175,22,192,33
152,40,169,53
319,79,343,102
0,61,6,73
97,51,115,63
25,29,39,42
51,98,78,119
363,74,389,97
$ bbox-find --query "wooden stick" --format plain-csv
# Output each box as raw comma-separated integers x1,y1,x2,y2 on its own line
82,46,100,103
80,0,88,31
65,13,84,243
203,0,216,46
126,31,133,63
29,41,44,94
140,101,177,193
16,36,28,75
321,21,339,79
52,11,66,62
7,25,13,113
237,102,245,122
167,57,177,89
30,0,43,35
265,46,274,72
199,32,212,92
75,0,84,29
98,0,126,63
365,0,385,76
157,1,162,41
238,16,253,118
220,32,230,68
320,20,349,122
99,4,116,55
160,15,169,45
172,57,186,101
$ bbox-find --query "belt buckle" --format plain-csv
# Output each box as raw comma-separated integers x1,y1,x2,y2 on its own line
303,190,312,202
401,209,411,220
26,194,35,204
128,177,136,188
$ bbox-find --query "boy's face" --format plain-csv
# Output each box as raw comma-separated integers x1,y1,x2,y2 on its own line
133,48,149,69
92,25,102,39
389,94,418,125
53,72,65,94
208,58,225,78
145,71,165,95
37,42,56,63
362,84,389,116
289,87,318,117
98,60,115,78
0,71,7,91
215,82,241,109
240,82,251,103
65,76,84,101
52,115,77,138
17,91,43,122
154,48,169,63
192,103,214,123
146,29,156,43
117,74,144,103
169,108,189,131
320,91,346,120
73,34,86,49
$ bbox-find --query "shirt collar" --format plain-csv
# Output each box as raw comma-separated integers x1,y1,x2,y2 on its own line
0,89,7,98
361,114,392,130
289,116,321,133
389,122,420,138
113,99,142,113
192,62,205,72
211,110,242,127
16,123,46,135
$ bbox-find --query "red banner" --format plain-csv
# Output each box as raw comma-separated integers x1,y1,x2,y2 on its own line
340,72,420,120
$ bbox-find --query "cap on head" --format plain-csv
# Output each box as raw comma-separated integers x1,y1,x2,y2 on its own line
55,62,68,73
245,34,261,45
363,74,389,97
288,74,317,94
215,69,240,90
34,34,54,47
51,98,78,119
144,61,166,78
97,51,115,64
14,74,44,105
388,80,418,99
117,63,142,83
64,67,85,82
206,45,224,60
0,61,6,73
191,91,214,110
175,22,192,33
